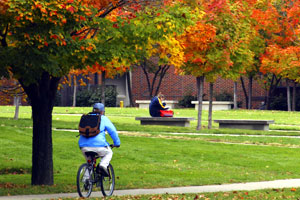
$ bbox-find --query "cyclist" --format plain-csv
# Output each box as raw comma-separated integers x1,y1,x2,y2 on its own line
78,103,120,176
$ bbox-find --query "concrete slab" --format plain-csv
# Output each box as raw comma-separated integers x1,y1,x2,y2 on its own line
135,117,195,127
214,119,275,131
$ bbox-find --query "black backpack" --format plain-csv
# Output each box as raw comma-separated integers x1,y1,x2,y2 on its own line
78,112,101,137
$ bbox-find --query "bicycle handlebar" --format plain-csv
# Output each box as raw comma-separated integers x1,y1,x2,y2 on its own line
109,144,120,149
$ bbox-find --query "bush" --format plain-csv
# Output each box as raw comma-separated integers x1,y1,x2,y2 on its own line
76,86,117,107
214,91,242,108
268,86,300,111
178,95,197,108
88,88,102,106
269,93,288,111
76,89,93,107
103,86,117,107
214,91,233,101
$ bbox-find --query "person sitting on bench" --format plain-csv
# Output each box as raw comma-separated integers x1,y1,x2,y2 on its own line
149,92,171,117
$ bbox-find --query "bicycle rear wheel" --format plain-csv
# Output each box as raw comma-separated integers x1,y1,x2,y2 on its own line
100,164,115,196
77,163,93,197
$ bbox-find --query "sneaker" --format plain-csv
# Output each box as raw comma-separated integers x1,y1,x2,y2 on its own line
99,165,109,177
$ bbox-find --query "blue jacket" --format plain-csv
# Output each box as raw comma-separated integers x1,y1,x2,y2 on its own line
149,96,168,117
78,115,120,147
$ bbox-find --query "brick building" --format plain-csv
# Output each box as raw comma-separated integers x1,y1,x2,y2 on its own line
1,66,267,109
131,65,266,109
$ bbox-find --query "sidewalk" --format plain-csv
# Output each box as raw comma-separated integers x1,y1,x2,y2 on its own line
1,179,300,200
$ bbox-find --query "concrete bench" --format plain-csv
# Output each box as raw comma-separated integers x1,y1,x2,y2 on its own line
214,119,275,131
135,117,195,127
135,100,179,109
192,101,233,110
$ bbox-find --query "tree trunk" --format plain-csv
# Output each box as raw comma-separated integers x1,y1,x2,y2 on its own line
208,82,213,129
196,76,204,130
266,74,281,110
72,76,77,107
233,81,238,109
139,59,170,99
19,72,60,185
248,75,253,109
101,71,106,105
266,75,274,110
140,60,154,98
240,77,248,109
153,65,170,97
94,73,98,85
292,81,296,111
126,71,134,107
14,95,20,120
286,79,291,111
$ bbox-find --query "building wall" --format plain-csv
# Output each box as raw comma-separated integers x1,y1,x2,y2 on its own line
1,68,267,109
106,75,130,106
131,66,266,109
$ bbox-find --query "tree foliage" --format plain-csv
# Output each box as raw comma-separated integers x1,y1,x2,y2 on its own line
255,0,300,82
0,0,196,185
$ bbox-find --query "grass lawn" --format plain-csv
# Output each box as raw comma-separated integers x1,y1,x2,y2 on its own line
1,106,300,197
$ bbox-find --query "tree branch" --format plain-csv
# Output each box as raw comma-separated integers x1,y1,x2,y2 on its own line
154,64,170,96
0,24,8,47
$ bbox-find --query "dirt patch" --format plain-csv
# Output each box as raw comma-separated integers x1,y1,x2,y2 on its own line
0,182,28,189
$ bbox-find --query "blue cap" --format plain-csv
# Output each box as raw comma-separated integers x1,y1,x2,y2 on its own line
93,103,105,111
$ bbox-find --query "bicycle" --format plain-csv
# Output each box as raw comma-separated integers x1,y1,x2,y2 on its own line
76,145,115,197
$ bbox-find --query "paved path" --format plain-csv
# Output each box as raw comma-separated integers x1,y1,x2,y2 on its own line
1,179,300,200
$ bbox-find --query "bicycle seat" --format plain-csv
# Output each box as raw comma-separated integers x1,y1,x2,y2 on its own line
85,151,99,158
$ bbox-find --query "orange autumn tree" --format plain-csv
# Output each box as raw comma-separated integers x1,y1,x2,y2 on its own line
262,46,300,82
177,18,217,130
261,45,300,110
253,0,300,110
176,0,255,130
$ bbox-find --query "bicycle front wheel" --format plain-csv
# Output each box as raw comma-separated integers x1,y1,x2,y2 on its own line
100,164,115,196
77,163,93,197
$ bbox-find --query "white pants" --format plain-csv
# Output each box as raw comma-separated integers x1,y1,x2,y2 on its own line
81,146,113,168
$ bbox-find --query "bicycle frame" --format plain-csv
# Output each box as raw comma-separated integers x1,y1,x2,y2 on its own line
87,154,101,184
77,149,115,197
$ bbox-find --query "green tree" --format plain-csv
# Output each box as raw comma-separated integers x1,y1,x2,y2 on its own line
0,0,195,185
1,0,99,185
